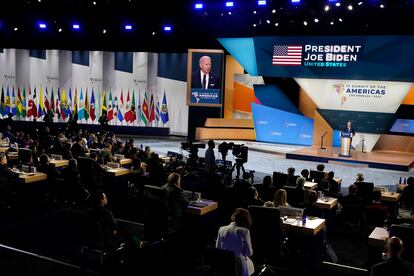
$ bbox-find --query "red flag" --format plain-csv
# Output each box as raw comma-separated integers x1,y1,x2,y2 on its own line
27,86,38,118
149,94,155,123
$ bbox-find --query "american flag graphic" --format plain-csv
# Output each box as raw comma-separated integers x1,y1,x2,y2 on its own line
272,45,303,66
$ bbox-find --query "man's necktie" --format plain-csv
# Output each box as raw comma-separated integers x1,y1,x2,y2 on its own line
202,73,207,89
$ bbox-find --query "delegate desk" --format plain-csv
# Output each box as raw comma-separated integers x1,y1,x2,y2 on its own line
381,191,401,202
186,199,218,216
368,227,389,248
49,159,69,168
0,147,8,153
118,158,132,168
304,181,318,190
316,196,338,210
282,217,325,236
103,168,131,202
17,172,47,184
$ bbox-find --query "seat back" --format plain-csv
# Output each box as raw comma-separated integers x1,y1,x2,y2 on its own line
355,182,374,204
283,186,304,208
365,205,387,228
309,170,326,183
248,206,281,264
390,224,414,262
143,185,169,240
273,172,288,188
206,246,237,276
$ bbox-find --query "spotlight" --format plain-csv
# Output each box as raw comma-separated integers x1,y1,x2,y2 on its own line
253,10,257,14
228,11,232,15
339,18,343,22
347,5,353,10
314,18,319,23
225,2,234,7
14,27,18,31
124,24,132,30
275,22,279,26
330,21,334,25
303,21,308,26
152,31,156,35
258,0,266,6
266,19,270,24
253,23,256,27
358,2,363,5
380,4,384,8
93,1,96,5
38,23,47,29
194,3,203,9
324,5,330,11
335,2,341,7
72,24,80,30
163,25,172,32
291,0,301,3
272,9,276,13
58,28,63,32
102,29,107,34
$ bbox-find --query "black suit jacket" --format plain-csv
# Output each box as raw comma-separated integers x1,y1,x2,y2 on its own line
342,127,355,137
191,70,221,89
370,258,414,276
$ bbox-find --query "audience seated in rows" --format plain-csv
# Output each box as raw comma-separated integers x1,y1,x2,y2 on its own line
401,177,414,209
273,189,289,207
256,175,277,202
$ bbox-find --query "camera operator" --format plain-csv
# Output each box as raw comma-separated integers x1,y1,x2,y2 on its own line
205,140,216,174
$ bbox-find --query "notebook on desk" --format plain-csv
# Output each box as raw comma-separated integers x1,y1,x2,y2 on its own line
189,201,209,208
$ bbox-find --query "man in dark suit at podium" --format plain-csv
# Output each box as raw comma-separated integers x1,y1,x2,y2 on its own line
343,121,355,138
191,56,221,89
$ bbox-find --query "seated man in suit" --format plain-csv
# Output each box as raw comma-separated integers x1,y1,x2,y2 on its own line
371,236,414,276
0,152,19,208
191,56,221,89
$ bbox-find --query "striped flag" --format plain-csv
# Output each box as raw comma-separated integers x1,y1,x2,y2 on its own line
141,91,149,125
272,45,303,66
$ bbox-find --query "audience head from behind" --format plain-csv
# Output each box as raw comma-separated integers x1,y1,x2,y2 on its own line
167,172,181,187
307,191,318,205
316,164,325,172
287,167,295,176
90,152,98,161
68,158,77,171
0,152,6,165
386,236,404,259
296,176,306,190
249,186,259,200
274,189,289,207
263,201,276,208
39,153,50,165
231,208,252,229
207,139,215,149
328,171,335,179
372,190,382,203
91,190,108,208
348,184,358,195
243,172,251,182
407,177,414,186
356,173,364,182
262,175,272,187
301,169,309,179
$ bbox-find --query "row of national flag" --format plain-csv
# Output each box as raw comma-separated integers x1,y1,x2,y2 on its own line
0,85,169,125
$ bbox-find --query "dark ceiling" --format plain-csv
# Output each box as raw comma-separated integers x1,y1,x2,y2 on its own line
0,0,413,52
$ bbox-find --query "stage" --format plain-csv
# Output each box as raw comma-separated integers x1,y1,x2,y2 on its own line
286,146,414,172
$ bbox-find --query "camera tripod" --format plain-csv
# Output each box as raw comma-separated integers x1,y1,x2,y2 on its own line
232,158,246,180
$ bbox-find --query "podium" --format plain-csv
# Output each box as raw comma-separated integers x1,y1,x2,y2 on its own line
339,132,352,157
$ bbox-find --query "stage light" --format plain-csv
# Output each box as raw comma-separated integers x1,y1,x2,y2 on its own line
152,31,156,35
275,22,279,26
358,2,363,5
225,2,234,7
335,2,341,7
272,9,276,13
303,21,308,26
380,4,384,8
163,25,172,32
228,11,232,15
266,19,271,24
72,24,80,30
330,21,334,25
258,0,266,6
253,10,256,14
314,18,319,23
291,0,301,4
339,18,343,22
253,23,256,27
58,28,63,32
38,23,47,29
347,5,353,10
324,5,330,11
14,27,18,31
124,24,132,30
102,29,107,34
195,3,203,9
93,1,96,5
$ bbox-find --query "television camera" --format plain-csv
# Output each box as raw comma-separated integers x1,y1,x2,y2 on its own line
217,142,249,180
181,141,206,171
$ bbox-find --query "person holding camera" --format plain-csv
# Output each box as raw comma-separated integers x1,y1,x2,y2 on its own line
205,140,216,174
